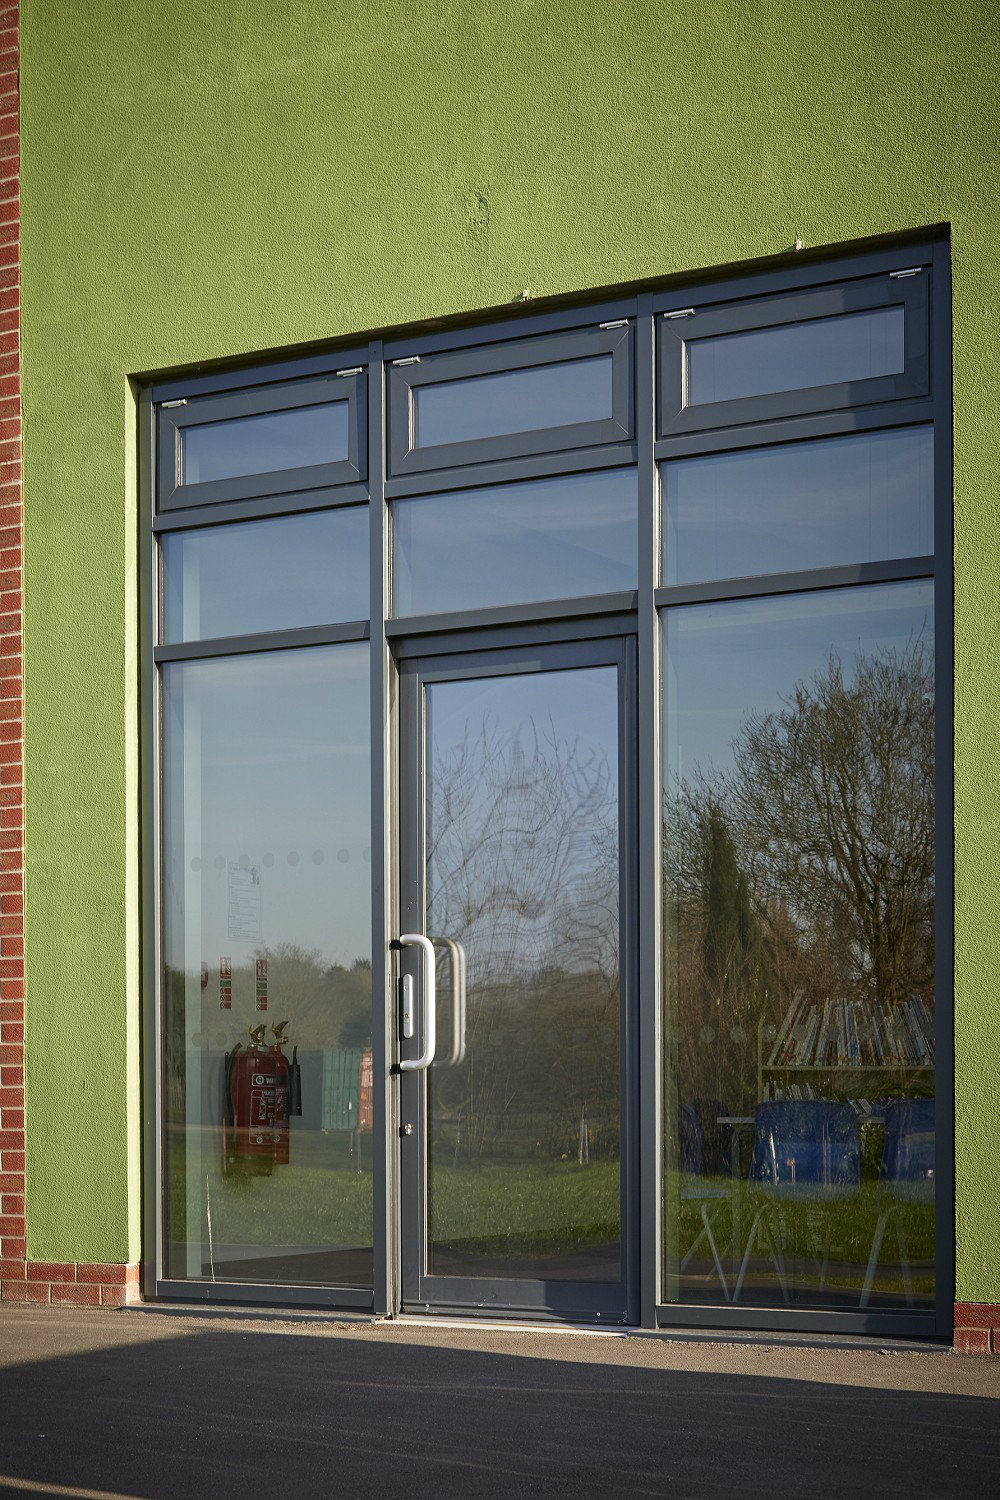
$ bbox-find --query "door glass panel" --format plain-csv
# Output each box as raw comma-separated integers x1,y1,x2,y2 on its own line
413,354,613,448
392,469,637,616
161,643,373,1288
182,401,350,484
662,427,933,586
662,580,935,1310
161,507,369,642
424,666,622,1282
686,305,905,406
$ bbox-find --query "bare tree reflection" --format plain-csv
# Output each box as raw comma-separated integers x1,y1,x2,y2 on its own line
666,641,935,1113
426,710,621,1167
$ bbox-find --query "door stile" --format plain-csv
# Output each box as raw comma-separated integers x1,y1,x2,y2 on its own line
397,662,426,1308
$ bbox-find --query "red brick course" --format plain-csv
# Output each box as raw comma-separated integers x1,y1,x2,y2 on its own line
0,1259,139,1307
953,1303,1000,1355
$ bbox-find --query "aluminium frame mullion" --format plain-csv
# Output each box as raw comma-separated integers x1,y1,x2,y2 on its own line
635,295,661,1329
367,340,396,1319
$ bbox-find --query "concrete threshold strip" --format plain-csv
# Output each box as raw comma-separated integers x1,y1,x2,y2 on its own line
123,1301,946,1355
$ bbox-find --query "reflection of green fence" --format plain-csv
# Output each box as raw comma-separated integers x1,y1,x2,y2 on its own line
321,1047,362,1132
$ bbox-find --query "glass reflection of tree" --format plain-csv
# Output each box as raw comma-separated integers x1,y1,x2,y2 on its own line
427,712,620,1166
667,642,935,1114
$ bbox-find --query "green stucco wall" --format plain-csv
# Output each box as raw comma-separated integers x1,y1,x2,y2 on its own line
20,1,1000,1294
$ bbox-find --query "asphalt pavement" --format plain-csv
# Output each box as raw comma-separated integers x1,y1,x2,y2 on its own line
1,1305,998,1498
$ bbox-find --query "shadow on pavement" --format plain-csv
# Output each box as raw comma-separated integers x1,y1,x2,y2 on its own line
0,1321,998,1498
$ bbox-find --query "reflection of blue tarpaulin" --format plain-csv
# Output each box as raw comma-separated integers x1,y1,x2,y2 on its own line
321,1047,362,1131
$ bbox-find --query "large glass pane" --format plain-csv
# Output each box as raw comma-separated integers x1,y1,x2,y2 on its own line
182,401,350,484
161,643,373,1288
662,427,933,586
662,582,935,1311
425,666,623,1282
393,468,637,616
686,305,905,406
161,508,369,642
413,355,613,448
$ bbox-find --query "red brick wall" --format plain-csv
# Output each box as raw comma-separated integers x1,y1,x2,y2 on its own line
0,0,26,1299
1,1261,140,1308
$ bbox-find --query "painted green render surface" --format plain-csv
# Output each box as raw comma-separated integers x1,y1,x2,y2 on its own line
19,1,1000,1294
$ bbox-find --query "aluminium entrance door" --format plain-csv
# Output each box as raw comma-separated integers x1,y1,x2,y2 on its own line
397,637,637,1322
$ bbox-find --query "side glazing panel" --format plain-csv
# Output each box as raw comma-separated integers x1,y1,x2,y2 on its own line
661,581,936,1312
160,642,373,1288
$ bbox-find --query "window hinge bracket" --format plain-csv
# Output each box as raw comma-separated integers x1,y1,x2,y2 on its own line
336,366,363,377
392,356,421,367
663,308,696,319
161,398,188,409
889,267,922,279
599,319,629,330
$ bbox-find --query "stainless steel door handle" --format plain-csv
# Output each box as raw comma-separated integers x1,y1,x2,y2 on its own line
432,937,467,1066
398,933,436,1070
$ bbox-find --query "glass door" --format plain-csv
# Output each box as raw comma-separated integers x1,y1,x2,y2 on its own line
398,637,637,1322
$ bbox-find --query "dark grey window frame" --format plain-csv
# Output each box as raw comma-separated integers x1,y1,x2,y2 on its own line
388,321,633,478
139,232,952,1343
658,267,929,437
158,369,368,510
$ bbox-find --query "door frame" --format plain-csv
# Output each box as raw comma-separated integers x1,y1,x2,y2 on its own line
395,630,640,1323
